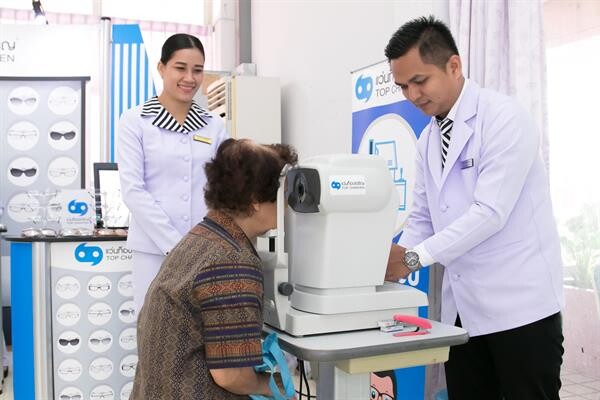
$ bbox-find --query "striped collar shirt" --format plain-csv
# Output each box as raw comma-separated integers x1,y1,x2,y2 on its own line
140,96,212,134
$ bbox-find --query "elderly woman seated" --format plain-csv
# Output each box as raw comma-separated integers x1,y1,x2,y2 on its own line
131,138,297,400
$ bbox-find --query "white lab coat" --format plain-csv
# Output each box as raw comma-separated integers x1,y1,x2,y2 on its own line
399,81,564,337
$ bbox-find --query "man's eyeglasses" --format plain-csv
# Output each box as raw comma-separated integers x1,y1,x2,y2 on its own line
57,311,80,320
59,394,82,400
8,129,38,139
89,336,112,345
49,167,76,177
58,338,80,346
56,282,80,292
90,390,114,400
50,130,76,140
88,309,112,317
89,363,112,373
58,366,81,375
8,203,36,213
10,167,37,177
9,96,37,106
120,334,136,344
118,280,133,290
49,95,77,106
370,386,394,400
121,362,137,372
88,283,110,292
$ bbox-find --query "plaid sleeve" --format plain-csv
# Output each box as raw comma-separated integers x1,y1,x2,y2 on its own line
193,262,264,369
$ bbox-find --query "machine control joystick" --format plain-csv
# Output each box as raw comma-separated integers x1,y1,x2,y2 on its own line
278,282,294,296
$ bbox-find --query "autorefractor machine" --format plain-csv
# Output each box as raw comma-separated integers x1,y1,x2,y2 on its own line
260,154,427,336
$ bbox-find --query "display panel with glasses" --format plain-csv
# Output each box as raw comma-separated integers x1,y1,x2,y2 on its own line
93,163,129,229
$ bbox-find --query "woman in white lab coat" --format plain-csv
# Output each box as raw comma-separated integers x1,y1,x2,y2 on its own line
117,34,228,312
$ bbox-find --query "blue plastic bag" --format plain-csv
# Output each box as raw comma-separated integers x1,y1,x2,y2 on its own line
249,333,295,400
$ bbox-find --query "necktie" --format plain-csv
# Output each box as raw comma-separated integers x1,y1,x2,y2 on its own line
437,117,453,169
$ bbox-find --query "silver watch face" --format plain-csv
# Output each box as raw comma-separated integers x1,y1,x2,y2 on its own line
404,251,420,268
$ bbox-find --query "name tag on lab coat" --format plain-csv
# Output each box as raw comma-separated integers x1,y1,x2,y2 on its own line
460,158,474,169
193,134,212,145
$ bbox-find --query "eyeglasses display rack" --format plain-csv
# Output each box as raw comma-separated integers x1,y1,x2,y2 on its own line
4,235,136,400
0,76,89,254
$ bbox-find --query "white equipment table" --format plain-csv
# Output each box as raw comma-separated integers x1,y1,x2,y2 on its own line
265,321,468,399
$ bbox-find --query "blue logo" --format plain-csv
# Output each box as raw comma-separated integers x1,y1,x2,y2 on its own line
331,181,341,190
68,200,88,216
355,74,373,102
75,243,103,266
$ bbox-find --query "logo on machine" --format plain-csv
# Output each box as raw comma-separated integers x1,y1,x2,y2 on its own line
354,74,373,102
74,243,103,266
68,199,88,216
329,175,366,195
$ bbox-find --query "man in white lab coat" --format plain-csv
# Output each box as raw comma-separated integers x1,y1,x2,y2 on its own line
384,16,564,399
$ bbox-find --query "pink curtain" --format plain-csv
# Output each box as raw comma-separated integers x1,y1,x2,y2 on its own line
449,0,550,172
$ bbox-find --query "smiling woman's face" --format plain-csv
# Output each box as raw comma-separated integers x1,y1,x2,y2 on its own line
158,47,205,104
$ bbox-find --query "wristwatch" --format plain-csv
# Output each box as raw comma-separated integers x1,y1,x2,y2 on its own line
403,250,421,272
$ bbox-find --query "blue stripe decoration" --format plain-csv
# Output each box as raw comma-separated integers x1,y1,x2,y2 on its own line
200,295,261,309
110,24,157,161
204,326,261,338
195,266,263,281
11,242,34,400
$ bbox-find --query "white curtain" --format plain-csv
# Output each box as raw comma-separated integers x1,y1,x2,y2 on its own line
449,0,549,170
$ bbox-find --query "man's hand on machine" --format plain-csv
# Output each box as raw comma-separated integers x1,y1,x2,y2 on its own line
385,244,412,282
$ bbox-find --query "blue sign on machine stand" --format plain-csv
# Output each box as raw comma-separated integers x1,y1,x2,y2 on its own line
352,62,431,399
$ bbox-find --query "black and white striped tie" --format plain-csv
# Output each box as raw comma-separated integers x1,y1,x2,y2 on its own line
438,117,453,169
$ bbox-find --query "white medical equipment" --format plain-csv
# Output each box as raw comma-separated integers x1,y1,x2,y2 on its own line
261,154,428,336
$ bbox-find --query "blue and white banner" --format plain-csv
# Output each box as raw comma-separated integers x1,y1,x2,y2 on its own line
352,60,431,400
111,24,156,161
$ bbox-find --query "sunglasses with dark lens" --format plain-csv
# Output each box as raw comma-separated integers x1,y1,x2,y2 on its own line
9,96,37,105
49,130,76,140
60,394,82,400
10,167,37,177
58,338,80,346
119,308,135,317
89,337,111,345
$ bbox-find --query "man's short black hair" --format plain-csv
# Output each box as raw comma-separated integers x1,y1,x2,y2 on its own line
385,15,459,69
373,370,397,394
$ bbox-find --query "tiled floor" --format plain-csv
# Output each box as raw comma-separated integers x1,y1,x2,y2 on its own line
0,353,597,400
0,348,12,400
561,368,600,399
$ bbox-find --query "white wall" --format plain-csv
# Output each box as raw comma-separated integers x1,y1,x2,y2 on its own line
251,0,449,158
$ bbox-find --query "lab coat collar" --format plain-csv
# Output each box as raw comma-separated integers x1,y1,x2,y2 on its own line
140,96,212,134
428,81,479,188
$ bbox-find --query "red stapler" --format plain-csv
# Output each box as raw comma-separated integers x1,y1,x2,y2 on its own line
392,314,432,337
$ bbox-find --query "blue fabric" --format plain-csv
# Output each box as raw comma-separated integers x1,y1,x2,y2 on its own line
250,333,295,400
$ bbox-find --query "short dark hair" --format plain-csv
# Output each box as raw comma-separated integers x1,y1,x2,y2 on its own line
204,139,298,215
373,370,397,393
385,16,459,69
160,33,205,64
